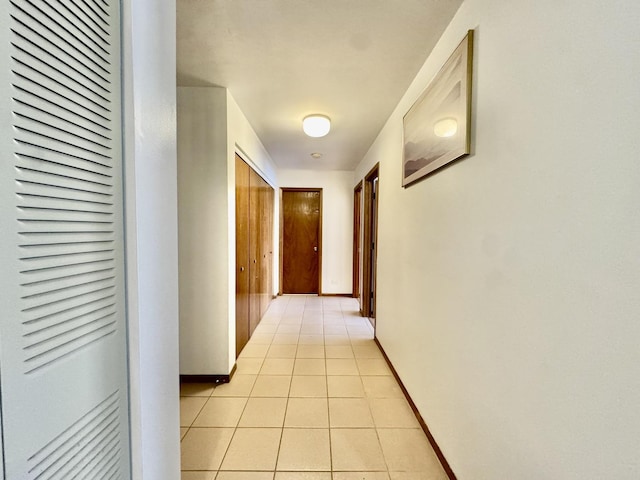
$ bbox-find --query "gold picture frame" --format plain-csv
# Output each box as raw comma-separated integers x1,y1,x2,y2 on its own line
402,30,474,187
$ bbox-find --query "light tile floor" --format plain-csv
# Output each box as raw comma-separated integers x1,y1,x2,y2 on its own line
180,295,447,480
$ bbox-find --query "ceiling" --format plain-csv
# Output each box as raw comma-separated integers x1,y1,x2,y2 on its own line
177,0,463,171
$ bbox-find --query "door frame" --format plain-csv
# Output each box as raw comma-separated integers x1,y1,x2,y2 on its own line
362,164,379,322
353,181,363,302
279,188,323,295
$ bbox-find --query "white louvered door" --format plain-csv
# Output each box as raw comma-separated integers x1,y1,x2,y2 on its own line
0,1,131,478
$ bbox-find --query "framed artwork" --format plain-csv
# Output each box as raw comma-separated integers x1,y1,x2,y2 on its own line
402,30,474,187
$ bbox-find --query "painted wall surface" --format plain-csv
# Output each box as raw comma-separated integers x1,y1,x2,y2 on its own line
178,87,230,375
354,0,640,478
177,87,279,374
123,1,180,478
278,169,354,294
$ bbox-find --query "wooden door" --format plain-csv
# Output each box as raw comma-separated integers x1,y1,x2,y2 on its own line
248,168,262,335
282,189,322,294
353,182,362,303
259,179,274,318
235,156,250,356
363,164,379,325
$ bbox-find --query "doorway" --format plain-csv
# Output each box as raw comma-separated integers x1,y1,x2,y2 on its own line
362,164,379,326
281,188,322,294
353,182,363,305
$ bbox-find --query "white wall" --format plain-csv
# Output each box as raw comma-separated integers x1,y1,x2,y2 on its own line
123,1,180,479
355,0,640,478
178,87,279,374
178,87,230,375
278,169,354,294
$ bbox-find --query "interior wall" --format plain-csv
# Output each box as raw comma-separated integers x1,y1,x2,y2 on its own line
178,87,280,375
278,169,354,294
177,87,230,375
354,0,640,478
123,0,180,478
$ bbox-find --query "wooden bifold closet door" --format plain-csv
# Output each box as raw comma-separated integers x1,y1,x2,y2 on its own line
235,155,273,357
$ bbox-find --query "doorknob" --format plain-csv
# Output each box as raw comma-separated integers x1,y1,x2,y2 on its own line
313,246,318,252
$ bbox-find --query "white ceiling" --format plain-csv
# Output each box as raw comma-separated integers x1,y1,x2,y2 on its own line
177,0,463,171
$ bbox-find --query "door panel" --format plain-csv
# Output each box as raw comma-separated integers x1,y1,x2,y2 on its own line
248,168,262,335
282,190,321,294
0,1,131,477
235,156,250,356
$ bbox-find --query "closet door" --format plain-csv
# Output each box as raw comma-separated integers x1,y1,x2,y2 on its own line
0,1,131,477
248,168,262,336
235,155,250,356
259,179,274,318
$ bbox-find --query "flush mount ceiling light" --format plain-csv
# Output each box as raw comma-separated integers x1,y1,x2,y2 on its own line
310,152,323,159
303,114,331,137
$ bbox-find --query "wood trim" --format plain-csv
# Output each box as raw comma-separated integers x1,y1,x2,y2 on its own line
280,188,323,295
180,364,237,385
374,337,457,480
353,181,362,301
319,293,352,297
278,188,283,296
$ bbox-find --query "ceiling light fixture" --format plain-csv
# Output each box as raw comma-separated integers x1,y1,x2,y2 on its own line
433,117,458,138
303,114,331,137
310,152,323,159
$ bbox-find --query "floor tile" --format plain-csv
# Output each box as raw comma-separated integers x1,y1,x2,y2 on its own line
216,473,274,480
356,358,392,376
277,428,331,471
274,473,331,480
260,358,295,375
296,345,325,358
389,473,448,480
361,376,404,398
211,375,257,397
180,397,207,427
251,375,292,397
250,333,275,344
300,324,324,335
235,357,264,374
267,344,298,359
181,472,214,480
329,398,374,427
289,375,328,397
330,429,387,471
293,358,326,375
240,343,270,358
180,382,215,397
238,397,287,427
272,334,300,345
254,323,279,333
193,397,248,427
180,427,188,440
327,376,365,397
353,345,384,359
377,429,444,474
220,428,282,470
333,473,390,480
181,428,234,470
369,398,419,428
298,335,325,345
285,398,329,427
326,358,359,375
324,335,351,346
325,345,354,358
277,324,302,334
324,325,348,336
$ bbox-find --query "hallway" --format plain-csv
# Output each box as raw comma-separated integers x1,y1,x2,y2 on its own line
180,296,447,480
